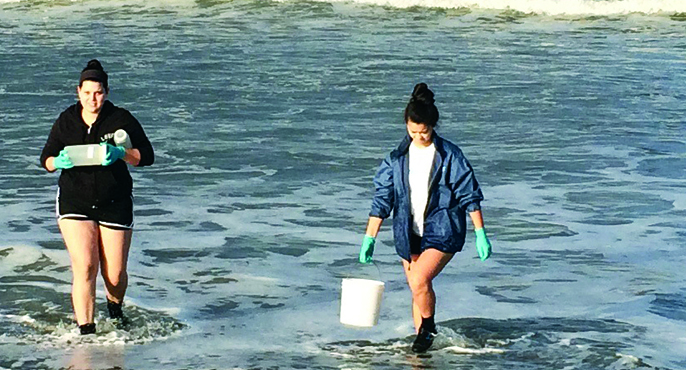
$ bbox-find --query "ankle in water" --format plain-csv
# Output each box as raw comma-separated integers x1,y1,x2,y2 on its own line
411,316,437,353
107,299,124,319
421,316,436,333
79,323,96,335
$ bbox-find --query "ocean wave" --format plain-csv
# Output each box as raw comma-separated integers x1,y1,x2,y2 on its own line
338,0,686,15
2,0,685,16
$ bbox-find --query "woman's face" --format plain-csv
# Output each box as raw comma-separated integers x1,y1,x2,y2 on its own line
406,119,433,147
77,80,107,115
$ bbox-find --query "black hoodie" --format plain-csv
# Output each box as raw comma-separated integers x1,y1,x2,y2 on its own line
40,101,154,206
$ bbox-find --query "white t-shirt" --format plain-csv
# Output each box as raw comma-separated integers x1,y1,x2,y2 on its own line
408,142,436,236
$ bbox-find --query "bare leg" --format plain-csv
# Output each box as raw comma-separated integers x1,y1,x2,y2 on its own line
402,249,454,333
58,219,100,325
98,226,132,304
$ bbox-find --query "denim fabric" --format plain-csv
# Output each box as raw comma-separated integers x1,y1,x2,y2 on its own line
369,134,483,261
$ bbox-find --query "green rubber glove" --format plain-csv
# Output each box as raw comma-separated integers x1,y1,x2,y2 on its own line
101,142,126,166
475,228,492,261
359,235,375,264
53,149,74,170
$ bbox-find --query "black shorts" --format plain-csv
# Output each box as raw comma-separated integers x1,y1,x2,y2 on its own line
410,233,422,255
56,190,134,230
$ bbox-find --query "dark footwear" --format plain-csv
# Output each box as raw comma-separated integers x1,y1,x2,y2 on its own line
107,299,130,328
107,299,124,319
79,323,96,335
411,326,437,353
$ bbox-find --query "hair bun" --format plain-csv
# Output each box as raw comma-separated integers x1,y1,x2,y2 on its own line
85,59,104,71
404,82,439,127
411,83,435,105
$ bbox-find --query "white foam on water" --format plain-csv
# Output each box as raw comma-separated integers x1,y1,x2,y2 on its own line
608,353,643,369
5,0,685,16
1,314,36,324
331,0,686,15
0,244,70,277
443,345,506,354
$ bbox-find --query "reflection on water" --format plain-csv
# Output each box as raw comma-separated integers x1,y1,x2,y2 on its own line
65,345,125,370
324,317,649,369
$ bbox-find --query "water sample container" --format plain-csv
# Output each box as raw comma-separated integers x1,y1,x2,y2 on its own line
64,144,106,166
114,129,132,149
340,278,385,328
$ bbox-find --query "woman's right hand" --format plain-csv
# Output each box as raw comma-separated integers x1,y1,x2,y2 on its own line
53,149,74,170
359,235,376,264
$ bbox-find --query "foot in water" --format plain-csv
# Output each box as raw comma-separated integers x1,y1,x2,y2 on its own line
411,325,437,353
107,299,130,329
79,323,96,335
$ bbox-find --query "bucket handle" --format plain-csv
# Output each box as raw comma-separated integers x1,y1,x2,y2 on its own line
348,260,384,282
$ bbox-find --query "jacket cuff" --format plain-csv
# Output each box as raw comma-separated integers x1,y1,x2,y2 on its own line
369,211,388,219
465,201,481,213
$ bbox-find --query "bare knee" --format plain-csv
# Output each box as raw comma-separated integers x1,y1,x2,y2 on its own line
407,273,432,296
103,269,127,288
73,261,99,282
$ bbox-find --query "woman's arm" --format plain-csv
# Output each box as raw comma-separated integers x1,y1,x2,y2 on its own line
365,216,384,237
123,148,142,166
124,115,154,167
469,209,484,229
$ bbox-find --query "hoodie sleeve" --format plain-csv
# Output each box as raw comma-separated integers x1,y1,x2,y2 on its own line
449,153,484,212
123,113,154,167
39,115,66,170
369,154,395,219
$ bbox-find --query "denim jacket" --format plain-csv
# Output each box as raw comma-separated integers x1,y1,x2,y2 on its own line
369,134,483,261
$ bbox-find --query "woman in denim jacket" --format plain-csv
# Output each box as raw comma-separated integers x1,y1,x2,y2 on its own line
359,83,492,353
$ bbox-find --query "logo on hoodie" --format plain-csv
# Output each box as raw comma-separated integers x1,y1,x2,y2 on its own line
100,132,116,143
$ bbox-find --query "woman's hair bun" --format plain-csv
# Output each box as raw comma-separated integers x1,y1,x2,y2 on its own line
404,82,439,127
411,83,435,105
84,59,104,72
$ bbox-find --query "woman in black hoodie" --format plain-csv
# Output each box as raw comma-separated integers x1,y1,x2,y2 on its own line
40,60,154,335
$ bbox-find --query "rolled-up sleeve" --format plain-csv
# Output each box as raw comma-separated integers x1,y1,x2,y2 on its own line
369,154,394,219
450,155,484,212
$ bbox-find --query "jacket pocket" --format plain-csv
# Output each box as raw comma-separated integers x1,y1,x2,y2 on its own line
423,208,453,244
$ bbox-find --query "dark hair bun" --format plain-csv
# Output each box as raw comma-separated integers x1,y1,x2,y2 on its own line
411,83,435,105
404,82,439,127
84,59,104,72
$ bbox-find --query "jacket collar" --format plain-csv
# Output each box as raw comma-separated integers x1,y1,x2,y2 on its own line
392,132,446,159
392,133,447,190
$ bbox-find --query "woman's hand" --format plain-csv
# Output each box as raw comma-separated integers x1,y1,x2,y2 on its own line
359,235,376,264
50,149,74,171
101,143,126,166
474,228,492,261
359,216,383,264
469,210,492,261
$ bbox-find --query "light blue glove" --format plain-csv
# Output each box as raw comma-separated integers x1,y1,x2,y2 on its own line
101,142,126,166
475,228,492,261
359,235,376,264
53,149,74,170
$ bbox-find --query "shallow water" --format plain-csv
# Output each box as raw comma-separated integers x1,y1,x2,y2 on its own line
1,0,686,369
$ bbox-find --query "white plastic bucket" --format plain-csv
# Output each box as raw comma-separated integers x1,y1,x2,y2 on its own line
340,278,385,327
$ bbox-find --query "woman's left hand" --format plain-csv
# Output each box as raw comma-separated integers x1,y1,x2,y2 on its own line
475,228,492,261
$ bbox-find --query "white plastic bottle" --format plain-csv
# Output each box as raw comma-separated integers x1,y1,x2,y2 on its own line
65,144,106,166
114,129,132,149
